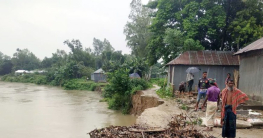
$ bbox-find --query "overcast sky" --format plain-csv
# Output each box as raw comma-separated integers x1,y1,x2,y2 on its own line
0,0,149,59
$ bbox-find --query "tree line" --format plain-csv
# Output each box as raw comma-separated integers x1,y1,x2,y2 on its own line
0,37,164,80
2,0,262,77
124,0,263,65
0,38,117,75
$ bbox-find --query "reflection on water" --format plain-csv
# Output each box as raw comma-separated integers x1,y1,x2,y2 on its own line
0,82,136,138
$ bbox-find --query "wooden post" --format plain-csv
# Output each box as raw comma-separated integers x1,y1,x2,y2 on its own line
234,70,239,88
170,83,175,97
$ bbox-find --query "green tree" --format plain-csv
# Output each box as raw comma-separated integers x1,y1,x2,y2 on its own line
41,49,68,68
93,38,114,56
11,49,40,70
163,28,184,63
124,0,152,58
92,38,115,69
146,0,185,65
146,0,263,64
228,0,263,50
101,51,125,72
183,39,204,52
0,52,13,75
64,39,95,67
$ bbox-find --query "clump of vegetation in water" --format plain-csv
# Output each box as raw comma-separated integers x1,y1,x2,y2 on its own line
103,68,151,114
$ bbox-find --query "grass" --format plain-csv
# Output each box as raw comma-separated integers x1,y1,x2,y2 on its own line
186,118,202,125
99,98,109,102
180,104,188,110
156,86,174,98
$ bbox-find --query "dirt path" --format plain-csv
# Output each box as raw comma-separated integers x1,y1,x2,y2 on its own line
136,85,186,128
140,85,160,98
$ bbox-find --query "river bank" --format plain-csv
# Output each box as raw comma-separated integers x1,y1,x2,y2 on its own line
132,86,187,128
0,74,107,91
129,88,263,138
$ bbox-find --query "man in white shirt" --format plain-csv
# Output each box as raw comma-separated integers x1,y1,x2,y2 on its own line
186,73,194,93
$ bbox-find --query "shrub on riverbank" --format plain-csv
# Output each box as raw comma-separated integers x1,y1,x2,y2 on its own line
155,78,174,98
156,86,174,98
1,74,102,91
103,68,151,114
1,74,48,84
63,79,99,91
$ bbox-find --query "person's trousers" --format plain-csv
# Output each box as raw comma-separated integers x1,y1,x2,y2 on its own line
188,80,194,92
222,105,236,138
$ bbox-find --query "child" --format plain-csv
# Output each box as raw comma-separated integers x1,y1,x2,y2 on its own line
179,81,186,95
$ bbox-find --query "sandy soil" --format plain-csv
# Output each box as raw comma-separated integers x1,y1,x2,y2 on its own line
136,88,263,138
130,85,164,115
136,86,187,128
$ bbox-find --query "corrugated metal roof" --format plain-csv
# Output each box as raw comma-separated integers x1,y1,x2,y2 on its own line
167,51,239,65
234,37,263,55
94,68,105,73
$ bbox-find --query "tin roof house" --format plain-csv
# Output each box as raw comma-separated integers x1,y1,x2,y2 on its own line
234,37,263,105
167,51,240,90
91,68,107,83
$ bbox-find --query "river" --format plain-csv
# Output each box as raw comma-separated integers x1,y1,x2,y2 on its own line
0,82,136,138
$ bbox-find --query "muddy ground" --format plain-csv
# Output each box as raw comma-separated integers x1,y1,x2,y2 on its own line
133,87,263,138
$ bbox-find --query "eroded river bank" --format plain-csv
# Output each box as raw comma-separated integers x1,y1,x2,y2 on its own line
0,82,136,138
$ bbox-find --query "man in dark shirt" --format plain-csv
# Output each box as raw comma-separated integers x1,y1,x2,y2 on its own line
195,71,209,111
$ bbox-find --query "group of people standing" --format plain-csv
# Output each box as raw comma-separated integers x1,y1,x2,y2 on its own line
185,71,249,138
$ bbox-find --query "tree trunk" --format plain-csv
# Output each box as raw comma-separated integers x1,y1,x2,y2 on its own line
145,66,152,81
237,41,240,50
221,0,231,51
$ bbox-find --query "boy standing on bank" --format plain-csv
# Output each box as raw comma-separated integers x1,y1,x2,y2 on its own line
195,71,209,111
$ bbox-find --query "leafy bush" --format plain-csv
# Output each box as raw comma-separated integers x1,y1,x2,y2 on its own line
180,104,188,110
156,78,167,88
63,79,98,91
130,79,151,90
103,68,151,114
35,75,47,84
154,78,174,98
89,83,98,91
149,78,160,84
156,85,174,98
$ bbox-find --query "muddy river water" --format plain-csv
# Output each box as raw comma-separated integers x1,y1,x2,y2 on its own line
0,82,136,138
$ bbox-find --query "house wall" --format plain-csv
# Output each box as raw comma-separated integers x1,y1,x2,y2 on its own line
91,74,94,80
168,65,239,91
239,50,263,105
93,73,107,83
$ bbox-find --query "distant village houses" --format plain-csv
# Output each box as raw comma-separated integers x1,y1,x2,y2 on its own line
15,70,46,75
